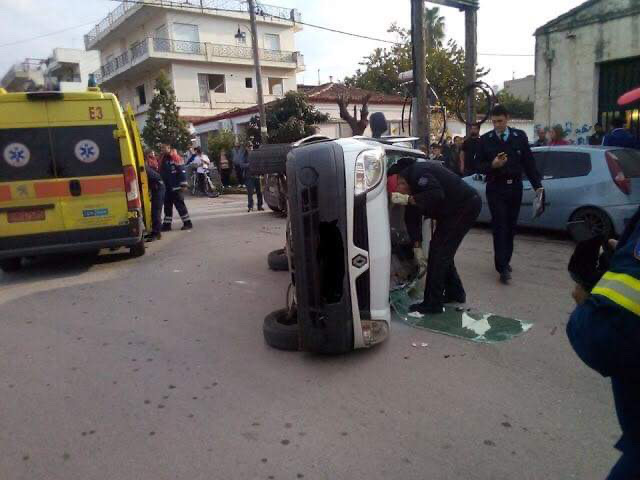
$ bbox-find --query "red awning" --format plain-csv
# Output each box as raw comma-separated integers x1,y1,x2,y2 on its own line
618,87,640,106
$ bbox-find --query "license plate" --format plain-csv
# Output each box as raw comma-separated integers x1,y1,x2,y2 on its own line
7,209,45,223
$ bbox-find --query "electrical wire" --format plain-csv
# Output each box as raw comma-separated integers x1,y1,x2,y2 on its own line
105,0,533,57
0,20,101,48
453,80,496,127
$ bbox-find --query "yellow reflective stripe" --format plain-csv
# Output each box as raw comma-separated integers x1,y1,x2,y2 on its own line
592,287,640,316
601,271,640,291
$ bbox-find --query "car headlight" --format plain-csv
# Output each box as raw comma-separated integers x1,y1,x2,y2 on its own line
355,148,385,196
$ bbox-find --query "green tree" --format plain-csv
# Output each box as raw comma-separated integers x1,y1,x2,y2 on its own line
425,6,446,49
477,90,534,120
247,91,329,144
344,24,488,113
142,71,192,153
207,129,236,163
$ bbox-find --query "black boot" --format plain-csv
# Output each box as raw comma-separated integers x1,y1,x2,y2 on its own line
181,221,193,231
161,224,171,232
409,302,445,315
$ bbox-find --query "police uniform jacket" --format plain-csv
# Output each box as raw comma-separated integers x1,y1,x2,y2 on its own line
400,162,477,219
567,207,640,457
160,153,187,191
476,128,543,190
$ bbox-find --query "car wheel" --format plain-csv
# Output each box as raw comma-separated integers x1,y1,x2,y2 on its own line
0,257,22,273
249,144,293,175
267,204,283,213
130,240,146,257
570,207,614,240
268,248,289,271
263,308,299,351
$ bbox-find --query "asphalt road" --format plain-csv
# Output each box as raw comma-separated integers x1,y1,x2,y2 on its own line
0,195,620,480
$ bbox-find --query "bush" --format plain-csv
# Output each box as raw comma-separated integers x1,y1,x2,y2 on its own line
208,129,236,165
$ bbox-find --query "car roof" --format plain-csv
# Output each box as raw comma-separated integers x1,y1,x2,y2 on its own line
531,145,628,154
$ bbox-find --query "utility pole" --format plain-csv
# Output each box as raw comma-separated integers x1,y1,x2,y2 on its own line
464,5,478,135
248,0,268,143
411,0,430,150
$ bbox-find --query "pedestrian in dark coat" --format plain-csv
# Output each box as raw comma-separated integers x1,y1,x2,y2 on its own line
475,105,544,284
603,118,638,149
160,144,192,231
388,161,481,314
144,163,165,241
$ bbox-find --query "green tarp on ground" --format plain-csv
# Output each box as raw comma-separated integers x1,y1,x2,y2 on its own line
390,287,533,344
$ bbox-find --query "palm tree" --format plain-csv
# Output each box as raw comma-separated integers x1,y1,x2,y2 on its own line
425,6,446,49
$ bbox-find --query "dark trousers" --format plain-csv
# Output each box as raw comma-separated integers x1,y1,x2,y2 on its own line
221,169,231,187
421,194,482,307
150,183,165,234
607,452,640,479
163,189,190,225
235,166,245,186
486,181,523,273
247,176,263,209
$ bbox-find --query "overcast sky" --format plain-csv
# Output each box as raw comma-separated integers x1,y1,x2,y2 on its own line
0,0,586,88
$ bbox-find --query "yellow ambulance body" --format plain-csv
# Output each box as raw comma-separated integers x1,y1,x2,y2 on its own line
0,88,151,272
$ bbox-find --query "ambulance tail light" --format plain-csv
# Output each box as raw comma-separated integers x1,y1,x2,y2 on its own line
123,165,141,208
606,152,631,195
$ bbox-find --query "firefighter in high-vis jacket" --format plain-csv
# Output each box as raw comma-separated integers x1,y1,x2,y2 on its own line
567,207,640,479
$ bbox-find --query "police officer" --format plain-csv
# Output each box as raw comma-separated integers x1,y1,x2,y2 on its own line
144,163,165,242
160,144,192,231
389,161,482,314
567,207,640,479
476,104,543,284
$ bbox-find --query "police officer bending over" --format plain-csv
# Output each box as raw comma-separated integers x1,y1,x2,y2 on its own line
388,160,481,314
476,104,544,284
567,207,640,479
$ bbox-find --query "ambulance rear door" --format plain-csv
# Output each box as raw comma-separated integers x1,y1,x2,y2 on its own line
45,95,130,239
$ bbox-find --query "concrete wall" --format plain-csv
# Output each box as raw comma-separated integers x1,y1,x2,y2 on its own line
171,62,296,118
503,75,535,101
534,0,640,144
48,48,101,91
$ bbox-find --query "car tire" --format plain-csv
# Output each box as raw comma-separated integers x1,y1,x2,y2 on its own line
569,207,614,240
130,240,146,257
267,204,283,214
249,144,292,176
263,308,299,351
268,248,289,271
0,257,22,273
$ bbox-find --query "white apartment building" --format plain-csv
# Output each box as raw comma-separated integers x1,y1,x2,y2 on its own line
44,49,101,92
85,0,304,128
1,50,101,93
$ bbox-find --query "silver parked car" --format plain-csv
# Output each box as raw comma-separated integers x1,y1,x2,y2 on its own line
463,146,640,239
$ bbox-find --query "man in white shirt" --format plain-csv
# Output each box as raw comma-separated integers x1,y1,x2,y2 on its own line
192,147,211,194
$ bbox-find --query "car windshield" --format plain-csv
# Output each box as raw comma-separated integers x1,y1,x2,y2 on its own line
610,149,640,178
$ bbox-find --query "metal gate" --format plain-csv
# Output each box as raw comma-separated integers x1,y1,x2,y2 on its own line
598,56,640,140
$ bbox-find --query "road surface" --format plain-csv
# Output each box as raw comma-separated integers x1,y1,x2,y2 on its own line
0,195,619,480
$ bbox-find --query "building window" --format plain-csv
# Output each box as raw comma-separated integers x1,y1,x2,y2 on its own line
268,77,284,96
136,84,147,106
208,74,226,94
198,73,226,103
245,77,253,89
264,33,280,51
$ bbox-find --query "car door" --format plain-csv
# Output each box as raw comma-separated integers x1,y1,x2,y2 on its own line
525,150,592,231
463,173,490,223
0,99,67,243
518,149,548,227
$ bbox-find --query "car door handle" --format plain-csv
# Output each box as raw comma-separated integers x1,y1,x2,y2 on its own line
69,179,82,197
523,187,532,191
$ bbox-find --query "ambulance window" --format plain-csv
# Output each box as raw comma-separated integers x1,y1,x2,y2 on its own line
0,127,55,181
50,125,123,177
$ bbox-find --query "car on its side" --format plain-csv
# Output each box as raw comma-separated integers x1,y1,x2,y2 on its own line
463,146,640,239
253,137,429,354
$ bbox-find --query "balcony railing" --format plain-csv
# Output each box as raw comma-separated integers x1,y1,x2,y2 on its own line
85,0,301,47
153,38,205,56
93,37,300,84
